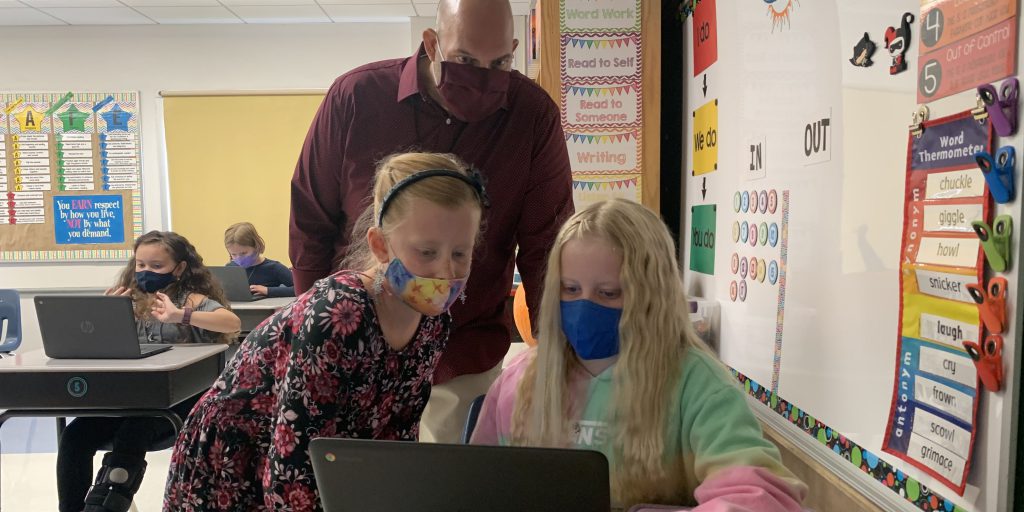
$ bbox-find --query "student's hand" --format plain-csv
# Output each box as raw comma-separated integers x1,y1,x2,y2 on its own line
104,286,133,297
151,292,185,324
250,285,268,297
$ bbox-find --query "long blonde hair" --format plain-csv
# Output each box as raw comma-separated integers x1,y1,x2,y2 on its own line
511,199,708,506
341,152,485,271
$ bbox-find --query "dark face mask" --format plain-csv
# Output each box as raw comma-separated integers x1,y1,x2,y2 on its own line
135,270,177,294
434,44,511,123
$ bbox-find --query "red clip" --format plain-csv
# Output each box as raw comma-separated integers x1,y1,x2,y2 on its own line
964,335,1004,392
967,277,1007,334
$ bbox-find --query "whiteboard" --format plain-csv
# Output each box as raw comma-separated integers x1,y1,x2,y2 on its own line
681,1,1020,511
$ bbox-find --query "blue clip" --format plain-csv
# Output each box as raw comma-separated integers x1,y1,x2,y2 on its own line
976,146,1015,203
977,78,1018,137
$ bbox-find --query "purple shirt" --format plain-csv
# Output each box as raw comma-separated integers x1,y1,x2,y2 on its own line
289,47,573,383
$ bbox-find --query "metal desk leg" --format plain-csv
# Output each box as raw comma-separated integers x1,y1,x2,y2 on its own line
0,409,184,511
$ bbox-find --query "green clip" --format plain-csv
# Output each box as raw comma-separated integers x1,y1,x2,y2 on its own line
973,215,1013,272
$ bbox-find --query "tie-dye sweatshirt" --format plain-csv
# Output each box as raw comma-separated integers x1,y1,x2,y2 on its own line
471,348,808,512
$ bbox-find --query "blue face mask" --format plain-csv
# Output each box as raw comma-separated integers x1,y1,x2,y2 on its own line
135,270,177,294
560,300,622,360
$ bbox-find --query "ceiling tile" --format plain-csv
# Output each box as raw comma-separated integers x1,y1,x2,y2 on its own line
20,0,121,6
38,6,156,23
0,0,27,5
318,0,414,4
0,6,66,24
412,2,435,16
322,4,413,19
121,0,221,6
136,5,242,23
219,0,315,5
229,4,330,23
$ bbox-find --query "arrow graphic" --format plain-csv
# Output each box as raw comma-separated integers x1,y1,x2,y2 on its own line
702,74,708,97
701,177,707,200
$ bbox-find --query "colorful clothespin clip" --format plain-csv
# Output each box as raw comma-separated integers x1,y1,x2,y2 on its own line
909,105,928,138
967,277,1007,334
972,93,989,123
977,78,1019,137
975,146,1016,203
963,334,1004,392
972,215,1013,272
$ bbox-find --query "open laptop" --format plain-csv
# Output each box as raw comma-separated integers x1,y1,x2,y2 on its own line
209,266,261,302
34,295,172,359
310,439,610,512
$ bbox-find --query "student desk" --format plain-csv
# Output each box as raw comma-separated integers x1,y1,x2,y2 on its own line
231,296,295,334
0,344,228,498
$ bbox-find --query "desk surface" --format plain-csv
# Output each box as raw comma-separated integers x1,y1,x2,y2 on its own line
230,297,295,310
0,344,227,373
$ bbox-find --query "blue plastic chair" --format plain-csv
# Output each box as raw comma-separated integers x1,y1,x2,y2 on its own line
0,290,22,353
461,394,487,444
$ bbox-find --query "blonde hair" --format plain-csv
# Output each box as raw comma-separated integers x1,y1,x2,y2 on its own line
511,199,711,507
224,222,266,254
341,152,484,270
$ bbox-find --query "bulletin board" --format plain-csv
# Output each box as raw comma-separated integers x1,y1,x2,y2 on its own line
680,1,1021,511
537,0,660,211
0,91,143,262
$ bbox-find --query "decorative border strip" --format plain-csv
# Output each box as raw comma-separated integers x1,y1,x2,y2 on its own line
559,32,643,83
733,369,967,512
559,0,641,34
771,191,790,391
564,127,643,175
560,81,644,131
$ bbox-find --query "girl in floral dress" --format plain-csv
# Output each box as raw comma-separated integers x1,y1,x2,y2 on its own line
164,152,488,511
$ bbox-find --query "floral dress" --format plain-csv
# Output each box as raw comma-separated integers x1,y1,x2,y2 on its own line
163,271,450,511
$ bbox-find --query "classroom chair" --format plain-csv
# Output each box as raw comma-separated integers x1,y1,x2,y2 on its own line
0,290,22,354
461,394,487,444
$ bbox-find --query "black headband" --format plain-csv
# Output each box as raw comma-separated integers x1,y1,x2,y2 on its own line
377,168,491,227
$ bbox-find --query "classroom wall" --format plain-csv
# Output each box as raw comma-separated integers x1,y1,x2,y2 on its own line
0,22,410,351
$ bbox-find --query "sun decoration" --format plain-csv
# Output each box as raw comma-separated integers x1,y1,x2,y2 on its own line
764,0,797,33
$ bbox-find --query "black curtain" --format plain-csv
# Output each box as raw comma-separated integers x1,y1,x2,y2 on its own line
660,0,684,254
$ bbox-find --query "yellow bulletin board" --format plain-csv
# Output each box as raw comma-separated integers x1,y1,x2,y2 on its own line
162,92,324,266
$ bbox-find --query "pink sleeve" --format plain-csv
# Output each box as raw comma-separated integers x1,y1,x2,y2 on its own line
469,349,533,445
690,466,807,512
469,378,502,445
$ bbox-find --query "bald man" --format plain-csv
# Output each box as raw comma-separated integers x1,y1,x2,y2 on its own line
289,0,573,443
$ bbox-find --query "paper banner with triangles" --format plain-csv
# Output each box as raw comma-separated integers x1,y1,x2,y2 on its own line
572,173,641,210
561,32,641,81
562,82,642,128
565,128,640,175
561,0,640,33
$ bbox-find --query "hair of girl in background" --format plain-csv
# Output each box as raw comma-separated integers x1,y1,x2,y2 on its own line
224,222,267,254
114,230,235,344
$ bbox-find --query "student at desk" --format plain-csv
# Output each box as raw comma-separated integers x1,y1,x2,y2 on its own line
57,231,241,512
164,153,488,511
224,221,295,298
471,200,808,512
